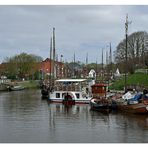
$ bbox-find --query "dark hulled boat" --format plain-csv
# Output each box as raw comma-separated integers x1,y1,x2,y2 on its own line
90,83,113,113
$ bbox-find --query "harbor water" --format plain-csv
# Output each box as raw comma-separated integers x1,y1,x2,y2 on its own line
0,89,148,143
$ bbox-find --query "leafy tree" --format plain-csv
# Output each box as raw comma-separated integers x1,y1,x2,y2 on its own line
4,52,43,80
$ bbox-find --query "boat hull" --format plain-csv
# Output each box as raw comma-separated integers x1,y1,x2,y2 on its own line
48,98,90,104
9,86,25,91
117,103,148,114
41,89,49,98
90,98,112,113
48,90,91,104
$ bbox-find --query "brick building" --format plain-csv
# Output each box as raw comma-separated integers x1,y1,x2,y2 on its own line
39,58,71,79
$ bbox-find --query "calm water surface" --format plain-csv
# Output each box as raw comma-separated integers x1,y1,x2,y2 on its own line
0,89,148,143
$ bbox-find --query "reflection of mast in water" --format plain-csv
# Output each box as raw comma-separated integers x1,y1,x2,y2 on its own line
90,111,109,127
48,103,55,130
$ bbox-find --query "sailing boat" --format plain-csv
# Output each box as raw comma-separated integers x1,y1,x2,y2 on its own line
41,28,55,98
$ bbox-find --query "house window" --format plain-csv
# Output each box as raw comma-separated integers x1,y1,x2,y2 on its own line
56,93,60,98
75,93,80,99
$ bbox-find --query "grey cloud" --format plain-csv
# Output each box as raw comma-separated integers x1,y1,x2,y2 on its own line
0,5,148,63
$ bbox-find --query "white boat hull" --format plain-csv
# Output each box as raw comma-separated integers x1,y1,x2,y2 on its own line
49,91,91,104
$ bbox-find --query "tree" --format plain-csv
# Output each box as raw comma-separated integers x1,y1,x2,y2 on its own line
4,52,43,80
114,31,148,74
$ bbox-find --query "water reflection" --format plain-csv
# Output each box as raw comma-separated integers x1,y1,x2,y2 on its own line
47,103,148,143
0,90,148,143
106,112,148,143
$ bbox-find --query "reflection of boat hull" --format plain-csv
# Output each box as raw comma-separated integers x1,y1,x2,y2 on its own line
62,100,75,105
117,102,148,114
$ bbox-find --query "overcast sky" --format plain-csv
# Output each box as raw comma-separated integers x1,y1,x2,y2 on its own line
0,5,148,63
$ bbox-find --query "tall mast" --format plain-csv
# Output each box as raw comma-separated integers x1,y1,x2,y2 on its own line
106,50,108,66
74,52,75,64
125,14,131,92
95,59,98,75
101,48,104,82
109,42,112,76
102,48,104,71
85,52,88,78
86,52,88,65
52,27,56,86
106,47,109,87
50,37,52,84
73,52,75,77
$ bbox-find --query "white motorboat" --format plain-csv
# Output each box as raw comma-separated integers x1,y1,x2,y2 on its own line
9,85,25,91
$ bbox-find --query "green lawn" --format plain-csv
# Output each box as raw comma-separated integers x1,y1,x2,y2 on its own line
17,80,40,89
109,73,148,90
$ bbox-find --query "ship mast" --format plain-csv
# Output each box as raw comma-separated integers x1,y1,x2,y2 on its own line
50,37,52,85
109,42,112,77
125,14,131,92
52,27,56,87
86,52,88,65
101,48,104,82
73,52,75,78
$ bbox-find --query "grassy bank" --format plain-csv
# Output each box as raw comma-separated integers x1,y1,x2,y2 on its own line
17,80,40,89
109,73,148,90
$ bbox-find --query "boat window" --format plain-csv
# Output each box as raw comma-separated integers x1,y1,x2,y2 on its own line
75,93,80,99
62,93,65,97
56,93,60,98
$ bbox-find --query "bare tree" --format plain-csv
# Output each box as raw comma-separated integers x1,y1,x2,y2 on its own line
114,31,148,73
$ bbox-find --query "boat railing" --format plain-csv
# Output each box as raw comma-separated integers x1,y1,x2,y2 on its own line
54,84,81,91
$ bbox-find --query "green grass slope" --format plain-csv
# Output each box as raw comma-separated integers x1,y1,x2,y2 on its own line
110,73,148,90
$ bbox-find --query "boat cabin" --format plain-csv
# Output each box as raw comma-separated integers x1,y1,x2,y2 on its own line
54,79,88,92
91,83,107,98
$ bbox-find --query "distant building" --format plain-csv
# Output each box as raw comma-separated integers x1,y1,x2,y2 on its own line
114,68,121,77
39,58,72,79
89,69,96,79
0,62,7,76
